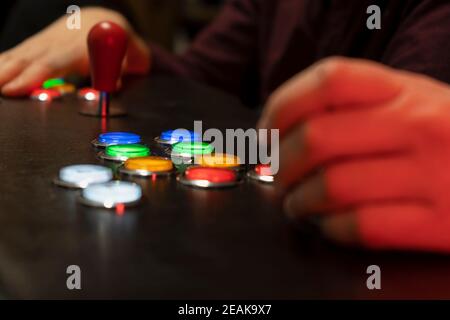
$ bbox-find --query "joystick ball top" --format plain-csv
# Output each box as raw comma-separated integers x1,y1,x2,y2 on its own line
88,21,128,93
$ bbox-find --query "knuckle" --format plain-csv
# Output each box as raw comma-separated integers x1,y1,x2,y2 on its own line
409,106,450,144
37,58,57,73
316,57,348,78
11,57,30,68
314,57,351,94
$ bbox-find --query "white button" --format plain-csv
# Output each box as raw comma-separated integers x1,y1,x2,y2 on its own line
60,165,113,188
82,181,142,207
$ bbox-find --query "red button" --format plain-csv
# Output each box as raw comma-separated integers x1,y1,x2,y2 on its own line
31,89,61,101
185,167,236,183
255,164,273,176
78,88,100,101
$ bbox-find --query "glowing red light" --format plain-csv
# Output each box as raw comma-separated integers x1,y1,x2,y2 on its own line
116,203,125,216
185,167,236,183
30,89,61,102
101,117,108,133
78,88,100,101
255,164,273,176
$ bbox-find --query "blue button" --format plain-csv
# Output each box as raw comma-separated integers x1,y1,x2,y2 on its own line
160,130,200,143
98,132,141,145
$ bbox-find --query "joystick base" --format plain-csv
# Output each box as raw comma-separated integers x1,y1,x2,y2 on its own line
79,92,127,117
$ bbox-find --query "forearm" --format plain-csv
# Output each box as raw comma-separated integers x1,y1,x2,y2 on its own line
149,0,259,102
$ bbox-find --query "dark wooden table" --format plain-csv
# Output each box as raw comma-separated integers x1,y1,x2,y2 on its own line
0,76,450,299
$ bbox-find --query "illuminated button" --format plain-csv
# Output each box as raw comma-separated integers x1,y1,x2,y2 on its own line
81,181,142,208
78,88,100,101
30,89,61,102
94,132,141,147
248,164,274,183
157,130,201,144
53,83,76,95
186,167,236,183
172,142,214,157
120,156,174,177
124,156,173,172
54,164,113,188
195,153,241,169
178,167,238,188
102,144,150,161
255,164,273,176
42,78,65,89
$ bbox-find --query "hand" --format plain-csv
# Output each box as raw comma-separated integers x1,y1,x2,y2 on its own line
0,7,150,96
258,57,450,253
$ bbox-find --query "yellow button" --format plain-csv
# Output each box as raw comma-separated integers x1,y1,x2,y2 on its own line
54,84,76,95
124,156,173,172
196,153,241,168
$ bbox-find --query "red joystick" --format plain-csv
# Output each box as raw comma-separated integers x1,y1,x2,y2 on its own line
86,21,128,117
88,21,128,92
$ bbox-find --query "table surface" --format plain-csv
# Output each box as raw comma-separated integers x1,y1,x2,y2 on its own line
0,76,450,299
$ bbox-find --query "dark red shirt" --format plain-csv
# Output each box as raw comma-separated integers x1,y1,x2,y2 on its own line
151,0,450,106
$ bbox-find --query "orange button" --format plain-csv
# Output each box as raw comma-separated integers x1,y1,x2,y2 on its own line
53,84,76,95
196,153,241,168
124,156,173,172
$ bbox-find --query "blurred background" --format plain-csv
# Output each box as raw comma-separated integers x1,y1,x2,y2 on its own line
0,0,224,52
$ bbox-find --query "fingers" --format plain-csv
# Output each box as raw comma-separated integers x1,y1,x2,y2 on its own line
0,46,51,96
1,60,56,96
0,45,86,96
258,57,404,137
0,7,133,96
0,39,49,94
0,55,29,88
307,204,447,252
283,156,427,217
283,171,328,217
320,212,359,246
356,204,448,252
277,109,409,189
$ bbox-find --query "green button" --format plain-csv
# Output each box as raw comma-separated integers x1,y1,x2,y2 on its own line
172,142,214,156
43,78,65,89
106,144,150,159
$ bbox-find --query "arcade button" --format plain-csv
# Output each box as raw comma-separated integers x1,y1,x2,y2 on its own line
79,181,142,209
119,156,174,178
53,84,76,95
247,164,275,183
155,130,201,145
178,166,239,189
194,153,243,171
53,164,113,189
42,78,65,89
42,78,76,95
78,88,100,102
171,142,214,164
99,144,150,162
92,132,142,148
30,89,62,102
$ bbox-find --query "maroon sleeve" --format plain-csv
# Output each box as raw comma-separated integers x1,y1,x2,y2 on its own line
150,0,259,100
382,0,450,83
